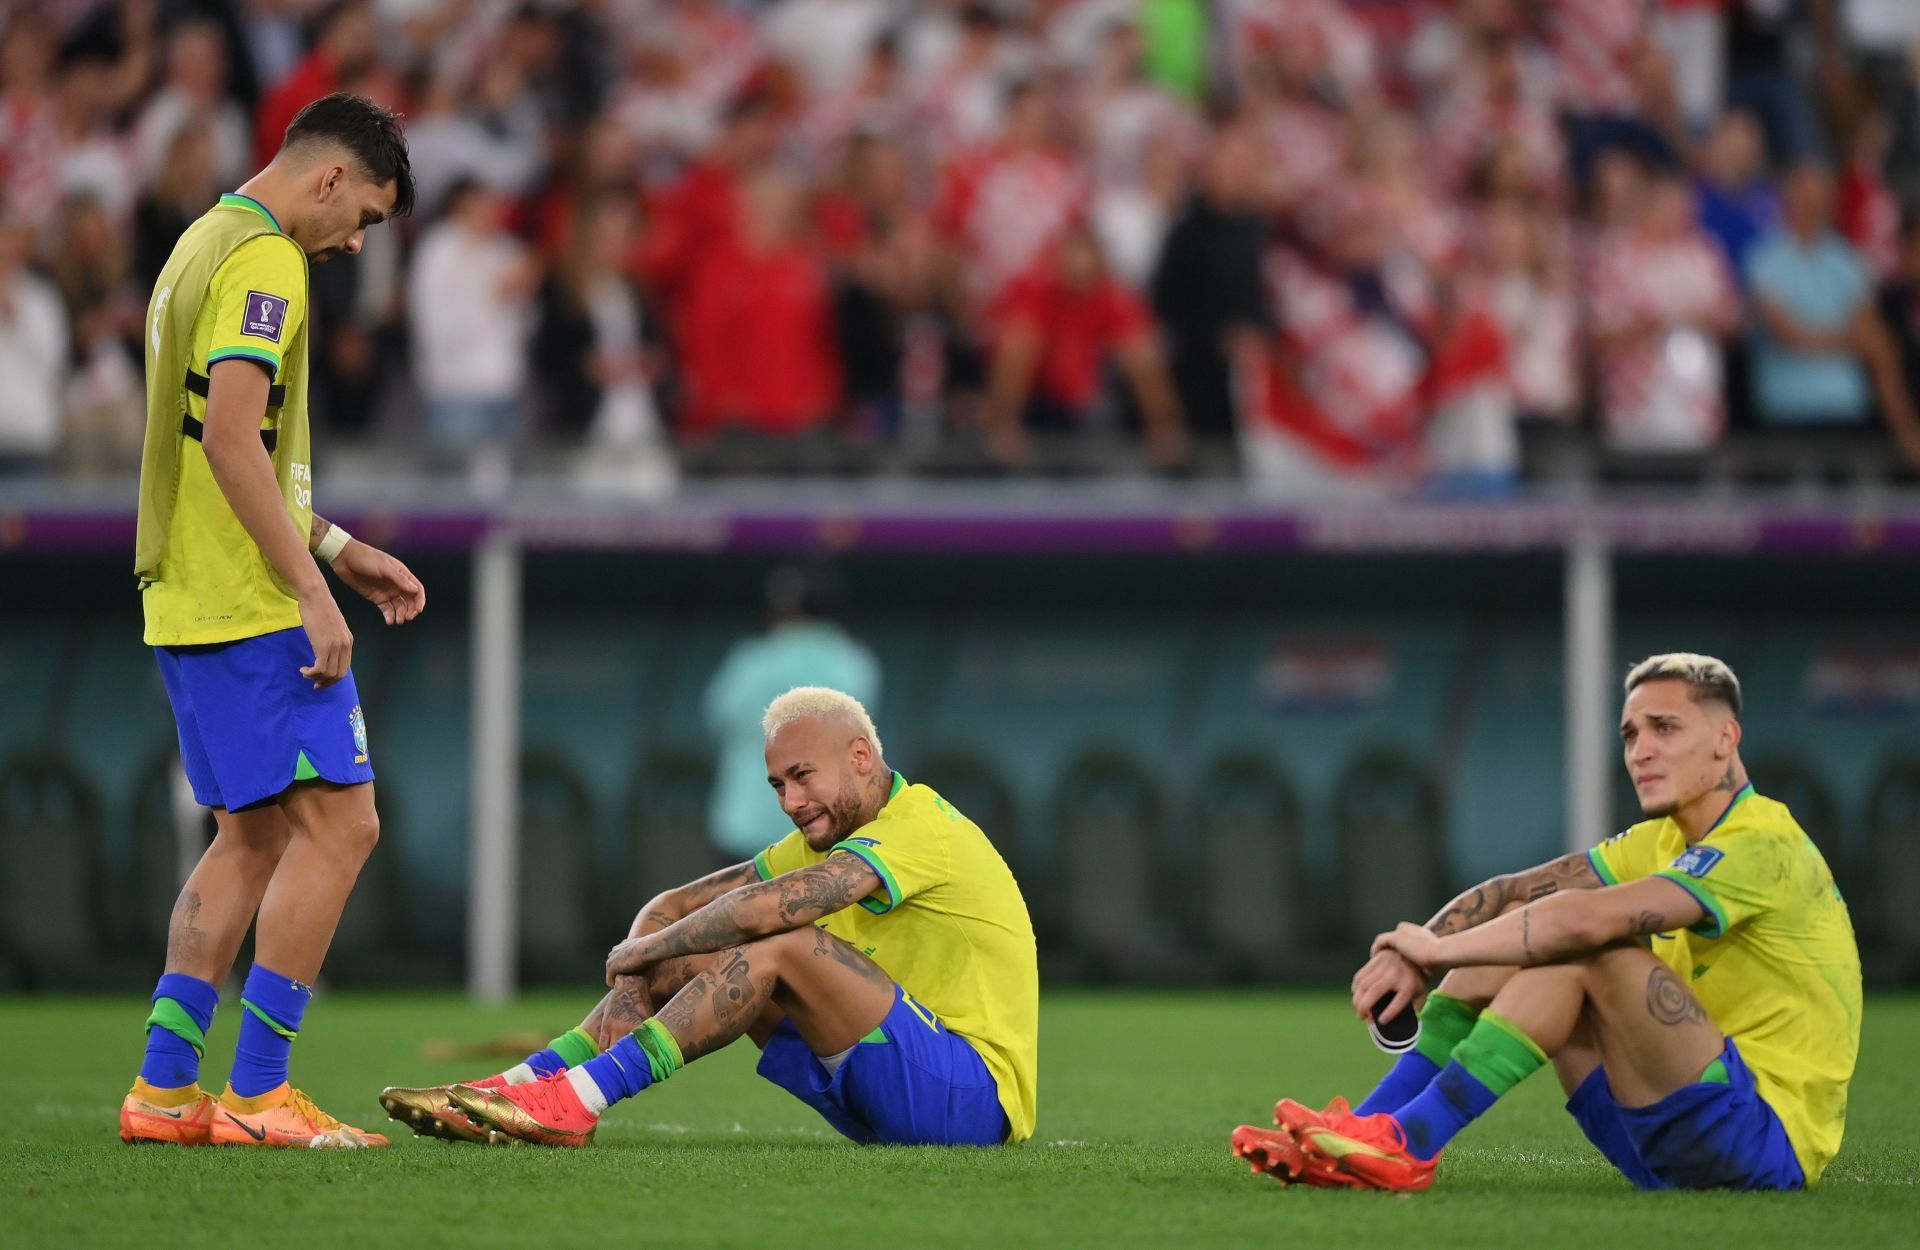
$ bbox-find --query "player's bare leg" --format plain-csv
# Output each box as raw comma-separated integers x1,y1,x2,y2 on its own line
206,779,388,1148
449,927,897,1145
162,805,294,985
1486,944,1722,1106
255,780,380,982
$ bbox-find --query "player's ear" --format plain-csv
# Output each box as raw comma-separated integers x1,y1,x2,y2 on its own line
317,162,348,201
1719,713,1741,757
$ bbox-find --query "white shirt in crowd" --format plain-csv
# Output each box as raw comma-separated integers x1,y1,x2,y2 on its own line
0,267,70,458
407,219,533,402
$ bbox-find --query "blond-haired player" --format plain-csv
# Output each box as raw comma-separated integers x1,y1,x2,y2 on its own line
1239,654,1861,1192
381,687,1038,1147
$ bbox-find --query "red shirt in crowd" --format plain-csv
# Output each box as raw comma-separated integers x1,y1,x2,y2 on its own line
677,233,840,436
995,264,1153,414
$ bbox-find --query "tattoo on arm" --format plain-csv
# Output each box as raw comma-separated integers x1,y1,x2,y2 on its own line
1645,965,1709,1027
1520,907,1535,965
773,855,879,924
1428,851,1606,938
1631,910,1667,937
308,514,332,554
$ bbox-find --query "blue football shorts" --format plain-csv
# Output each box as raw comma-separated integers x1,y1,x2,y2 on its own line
756,985,1010,1146
1566,1036,1805,1190
154,625,376,811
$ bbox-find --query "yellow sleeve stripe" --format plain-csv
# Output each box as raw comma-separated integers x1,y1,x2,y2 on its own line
830,842,898,915
752,848,775,882
207,346,281,375
1654,870,1730,938
1587,846,1621,886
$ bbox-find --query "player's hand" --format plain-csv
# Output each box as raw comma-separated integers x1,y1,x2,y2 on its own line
1352,948,1429,1025
605,937,654,985
297,589,353,689
1371,922,1444,977
331,540,426,626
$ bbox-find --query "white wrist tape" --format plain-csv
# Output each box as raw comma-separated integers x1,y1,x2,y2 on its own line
316,524,353,565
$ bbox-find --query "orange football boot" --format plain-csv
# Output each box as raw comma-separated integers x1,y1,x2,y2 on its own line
209,1083,390,1148
119,1078,216,1146
1294,1116,1439,1192
1274,1095,1369,1136
1231,1123,1364,1188
446,1071,598,1148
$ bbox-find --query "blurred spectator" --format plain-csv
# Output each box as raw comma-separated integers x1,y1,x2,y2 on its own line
132,18,246,191
910,1,1026,157
405,59,547,218
1835,103,1901,283
1726,0,1820,164
1152,119,1269,453
1587,173,1741,451
933,78,1087,318
1426,29,1566,202
407,178,539,486
253,0,393,168
677,170,841,439
1877,210,1920,466
1693,109,1778,281
1546,0,1676,183
51,44,140,226
1650,0,1729,137
1461,201,1579,424
765,0,892,99
534,191,673,493
701,561,880,862
0,12,62,228
48,191,142,477
0,210,68,474
1746,162,1920,459
132,122,220,291
982,224,1187,469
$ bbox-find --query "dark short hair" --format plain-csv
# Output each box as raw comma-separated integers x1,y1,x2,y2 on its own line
282,92,415,218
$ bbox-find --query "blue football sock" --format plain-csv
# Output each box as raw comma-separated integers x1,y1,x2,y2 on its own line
139,973,219,1089
580,1033,654,1106
1353,993,1481,1116
1353,1050,1443,1117
229,964,311,1097
1393,1012,1547,1159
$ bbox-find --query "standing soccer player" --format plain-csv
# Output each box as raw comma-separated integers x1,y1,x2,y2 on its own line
1239,654,1861,1191
120,93,421,1149
380,687,1039,1149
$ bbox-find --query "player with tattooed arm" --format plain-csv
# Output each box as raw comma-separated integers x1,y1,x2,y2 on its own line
1236,653,1860,1192
380,687,1038,1147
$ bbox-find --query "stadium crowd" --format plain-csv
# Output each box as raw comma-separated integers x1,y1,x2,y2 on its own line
5,0,1920,493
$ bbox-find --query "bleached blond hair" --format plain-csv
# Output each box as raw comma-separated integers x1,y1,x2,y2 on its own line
762,686,885,757
1624,653,1743,717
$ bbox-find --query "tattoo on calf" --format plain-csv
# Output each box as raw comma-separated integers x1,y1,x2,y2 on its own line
710,949,759,1028
1645,966,1709,1027
167,889,206,968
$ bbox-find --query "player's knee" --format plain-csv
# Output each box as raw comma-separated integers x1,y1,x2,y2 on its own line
1436,965,1515,1009
333,806,380,862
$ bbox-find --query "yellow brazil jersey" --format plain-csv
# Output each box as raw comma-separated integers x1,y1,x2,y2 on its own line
141,194,311,646
754,772,1040,1142
1589,786,1862,1184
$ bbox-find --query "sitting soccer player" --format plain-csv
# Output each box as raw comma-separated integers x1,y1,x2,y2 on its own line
382,686,1037,1147
1236,653,1860,1192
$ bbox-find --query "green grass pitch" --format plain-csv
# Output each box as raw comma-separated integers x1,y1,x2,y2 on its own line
3,991,1917,1248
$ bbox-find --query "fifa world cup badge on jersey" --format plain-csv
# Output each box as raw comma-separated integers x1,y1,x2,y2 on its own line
243,290,288,342
1671,845,1724,878
350,706,369,763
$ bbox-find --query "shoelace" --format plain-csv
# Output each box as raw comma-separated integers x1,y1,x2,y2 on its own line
287,1088,345,1132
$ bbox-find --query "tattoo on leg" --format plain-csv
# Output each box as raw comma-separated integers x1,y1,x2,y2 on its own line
810,927,895,991
655,969,711,1039
710,949,758,1028
603,981,652,1039
166,889,206,968
1645,966,1708,1027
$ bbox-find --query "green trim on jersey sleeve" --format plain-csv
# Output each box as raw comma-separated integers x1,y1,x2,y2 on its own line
206,345,282,377
1588,845,1621,886
753,848,775,881
831,841,899,914
1653,870,1730,938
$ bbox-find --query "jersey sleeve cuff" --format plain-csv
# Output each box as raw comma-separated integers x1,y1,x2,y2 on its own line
753,848,775,881
830,842,899,914
206,346,282,378
1653,870,1729,938
1587,846,1621,886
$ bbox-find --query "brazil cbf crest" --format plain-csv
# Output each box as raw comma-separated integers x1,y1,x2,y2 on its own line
350,706,369,761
